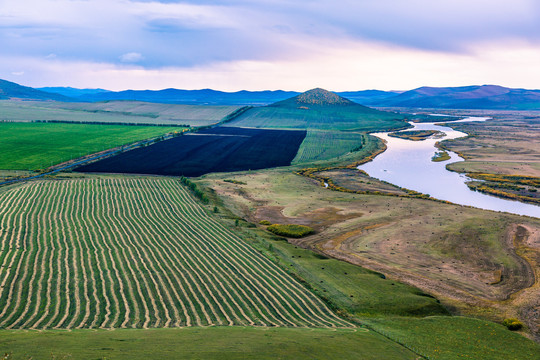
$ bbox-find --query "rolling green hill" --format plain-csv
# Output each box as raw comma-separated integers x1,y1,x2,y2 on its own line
225,88,407,132
0,79,71,101
0,100,241,127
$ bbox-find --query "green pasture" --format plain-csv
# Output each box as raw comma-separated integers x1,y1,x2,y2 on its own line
224,105,407,132
367,317,540,360
293,130,367,164
0,100,240,127
240,227,449,318
0,122,180,170
0,327,418,360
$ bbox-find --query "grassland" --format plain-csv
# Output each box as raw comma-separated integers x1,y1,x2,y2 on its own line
313,168,408,195
0,100,241,127
199,168,540,346
432,150,451,162
434,110,540,177
388,129,442,141
224,105,406,132
367,317,540,360
0,327,419,360
292,133,387,169
466,173,540,205
292,130,366,164
0,122,181,170
0,177,351,329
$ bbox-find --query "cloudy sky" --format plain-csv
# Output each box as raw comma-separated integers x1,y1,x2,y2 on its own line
2,0,540,91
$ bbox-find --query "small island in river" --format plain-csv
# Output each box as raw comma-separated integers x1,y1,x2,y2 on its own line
388,129,444,141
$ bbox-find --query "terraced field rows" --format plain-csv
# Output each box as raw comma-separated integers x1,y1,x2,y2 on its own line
292,130,366,164
0,178,352,329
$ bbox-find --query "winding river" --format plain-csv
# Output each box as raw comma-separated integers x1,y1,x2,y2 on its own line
358,117,540,218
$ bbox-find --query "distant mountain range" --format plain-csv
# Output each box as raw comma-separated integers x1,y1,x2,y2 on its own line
377,85,540,109
0,79,72,102
3,78,540,109
73,88,301,105
37,87,111,98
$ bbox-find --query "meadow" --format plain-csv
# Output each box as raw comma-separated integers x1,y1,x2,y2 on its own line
0,177,350,329
0,122,181,170
78,127,306,177
433,110,540,177
0,327,419,360
0,100,241,127
1,100,539,358
224,105,407,132
292,130,367,164
200,167,540,353
367,316,540,360
387,129,441,141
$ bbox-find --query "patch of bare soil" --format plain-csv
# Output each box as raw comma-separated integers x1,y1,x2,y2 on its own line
298,220,540,340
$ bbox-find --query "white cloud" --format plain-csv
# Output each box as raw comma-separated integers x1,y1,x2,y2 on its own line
1,0,540,90
11,71,25,76
120,52,144,63
2,39,540,91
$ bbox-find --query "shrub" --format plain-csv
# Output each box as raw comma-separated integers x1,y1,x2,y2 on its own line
259,220,272,225
223,179,247,185
179,176,209,204
502,318,524,331
267,224,314,238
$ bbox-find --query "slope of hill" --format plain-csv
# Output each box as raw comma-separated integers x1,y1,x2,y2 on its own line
46,85,398,106
377,85,540,109
272,88,358,108
0,79,72,101
225,88,406,132
77,88,299,105
37,86,110,97
8,78,540,109
338,90,401,105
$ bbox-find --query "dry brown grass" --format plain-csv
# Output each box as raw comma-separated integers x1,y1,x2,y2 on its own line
200,168,540,340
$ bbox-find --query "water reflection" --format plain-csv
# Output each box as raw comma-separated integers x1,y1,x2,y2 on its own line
359,117,540,218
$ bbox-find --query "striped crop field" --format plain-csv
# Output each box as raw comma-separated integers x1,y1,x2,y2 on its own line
0,177,352,329
292,130,366,164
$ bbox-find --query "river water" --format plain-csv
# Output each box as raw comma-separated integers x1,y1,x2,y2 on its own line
358,117,540,218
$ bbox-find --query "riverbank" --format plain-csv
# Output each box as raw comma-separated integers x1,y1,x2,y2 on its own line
358,118,539,218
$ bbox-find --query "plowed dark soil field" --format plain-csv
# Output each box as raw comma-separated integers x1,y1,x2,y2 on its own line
77,127,306,177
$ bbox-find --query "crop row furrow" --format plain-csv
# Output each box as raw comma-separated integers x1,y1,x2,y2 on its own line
137,178,257,326
155,180,306,326
102,180,150,328
144,180,281,326
164,179,352,327
92,182,133,328
7,181,57,328
22,181,61,328
0,178,351,329
0,183,44,325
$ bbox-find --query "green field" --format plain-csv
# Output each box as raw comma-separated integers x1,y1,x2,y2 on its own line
200,168,540,359
0,177,350,329
0,327,418,360
293,130,367,164
367,317,540,360
0,100,240,127
242,228,449,318
225,105,406,132
0,122,181,170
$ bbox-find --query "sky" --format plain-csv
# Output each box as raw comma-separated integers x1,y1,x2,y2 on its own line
2,0,540,91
